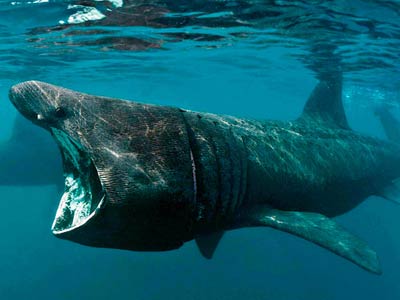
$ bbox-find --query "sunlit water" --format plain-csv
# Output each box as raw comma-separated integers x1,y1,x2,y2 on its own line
0,1,400,299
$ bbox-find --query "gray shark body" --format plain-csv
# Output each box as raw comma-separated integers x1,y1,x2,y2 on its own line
0,114,62,187
9,79,400,274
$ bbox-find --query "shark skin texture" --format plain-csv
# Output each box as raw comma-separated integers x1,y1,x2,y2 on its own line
9,79,400,275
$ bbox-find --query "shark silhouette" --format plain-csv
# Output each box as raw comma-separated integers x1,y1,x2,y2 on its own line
9,78,400,275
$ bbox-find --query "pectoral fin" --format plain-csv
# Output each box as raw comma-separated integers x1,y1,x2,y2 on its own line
236,206,381,274
195,231,224,259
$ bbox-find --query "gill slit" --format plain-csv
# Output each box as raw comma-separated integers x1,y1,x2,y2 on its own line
189,149,197,204
181,111,199,207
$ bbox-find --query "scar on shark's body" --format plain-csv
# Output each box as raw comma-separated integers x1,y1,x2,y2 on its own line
9,78,400,275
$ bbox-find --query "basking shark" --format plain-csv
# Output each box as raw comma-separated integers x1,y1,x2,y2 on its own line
0,114,62,187
9,79,400,275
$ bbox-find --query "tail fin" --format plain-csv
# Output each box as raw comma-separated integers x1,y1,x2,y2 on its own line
374,106,400,142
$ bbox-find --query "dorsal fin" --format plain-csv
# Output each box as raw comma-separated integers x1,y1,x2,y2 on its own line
298,75,349,129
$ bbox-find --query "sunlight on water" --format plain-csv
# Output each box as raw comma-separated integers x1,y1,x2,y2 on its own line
0,0,399,94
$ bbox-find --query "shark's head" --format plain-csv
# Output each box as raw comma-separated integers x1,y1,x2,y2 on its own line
9,81,195,251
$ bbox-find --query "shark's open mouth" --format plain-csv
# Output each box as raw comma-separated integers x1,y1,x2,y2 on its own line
50,128,105,234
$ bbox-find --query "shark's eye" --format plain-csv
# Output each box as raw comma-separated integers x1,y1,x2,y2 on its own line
55,107,67,118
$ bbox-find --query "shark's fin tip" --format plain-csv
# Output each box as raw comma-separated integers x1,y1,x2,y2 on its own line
195,231,224,259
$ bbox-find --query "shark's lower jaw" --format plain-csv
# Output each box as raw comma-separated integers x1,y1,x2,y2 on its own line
50,128,105,235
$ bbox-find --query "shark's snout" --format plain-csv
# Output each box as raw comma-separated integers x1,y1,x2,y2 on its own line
9,80,66,127
10,80,41,104
10,81,45,121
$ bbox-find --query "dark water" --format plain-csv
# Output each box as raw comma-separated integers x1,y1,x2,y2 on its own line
0,1,400,299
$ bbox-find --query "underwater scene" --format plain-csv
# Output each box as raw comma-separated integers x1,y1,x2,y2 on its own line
1,0,400,299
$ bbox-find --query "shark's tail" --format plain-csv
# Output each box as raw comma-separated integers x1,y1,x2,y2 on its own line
374,106,400,142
